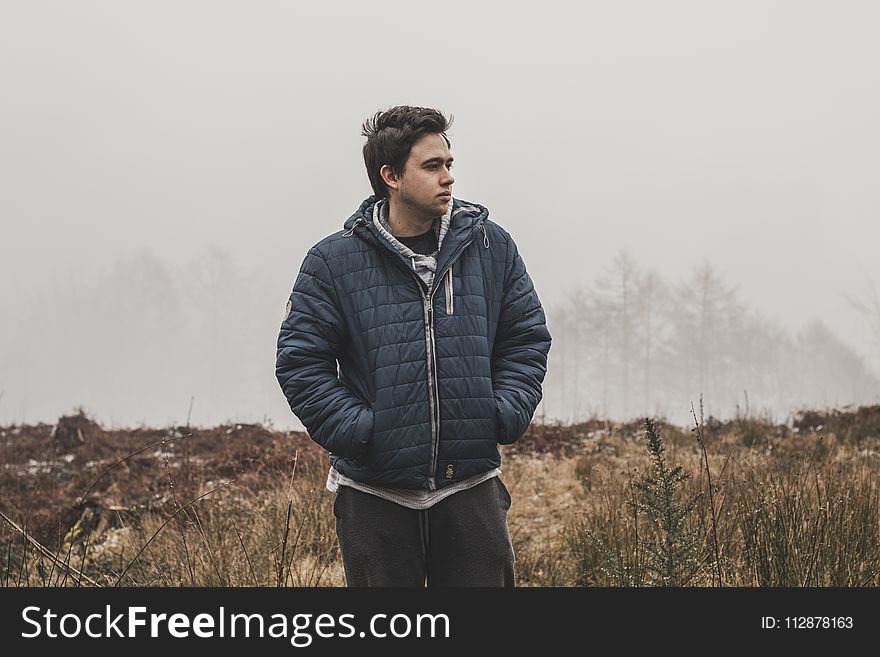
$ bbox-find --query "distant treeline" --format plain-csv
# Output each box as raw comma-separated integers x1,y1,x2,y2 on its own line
541,250,879,424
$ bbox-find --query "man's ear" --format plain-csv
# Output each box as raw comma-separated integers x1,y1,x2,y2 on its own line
380,164,400,192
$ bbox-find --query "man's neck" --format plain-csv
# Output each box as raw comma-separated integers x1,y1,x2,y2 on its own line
386,197,436,237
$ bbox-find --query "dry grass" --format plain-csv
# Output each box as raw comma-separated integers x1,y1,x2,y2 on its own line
551,420,880,586
2,407,880,586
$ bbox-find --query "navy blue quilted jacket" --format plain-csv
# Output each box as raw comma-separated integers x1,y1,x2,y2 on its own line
276,195,551,490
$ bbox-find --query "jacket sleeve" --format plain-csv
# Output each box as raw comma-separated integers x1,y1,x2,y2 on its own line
492,234,552,444
275,246,373,459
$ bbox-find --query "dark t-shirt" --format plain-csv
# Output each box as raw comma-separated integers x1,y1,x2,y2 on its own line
397,227,438,256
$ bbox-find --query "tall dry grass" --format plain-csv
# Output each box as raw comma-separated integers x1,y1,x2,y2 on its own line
531,418,880,586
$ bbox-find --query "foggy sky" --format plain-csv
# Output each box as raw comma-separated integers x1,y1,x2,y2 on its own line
1,1,878,428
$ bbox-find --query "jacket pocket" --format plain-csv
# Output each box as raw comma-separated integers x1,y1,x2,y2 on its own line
346,405,374,461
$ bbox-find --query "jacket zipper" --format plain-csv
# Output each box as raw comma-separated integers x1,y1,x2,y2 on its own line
419,227,482,489
419,287,439,488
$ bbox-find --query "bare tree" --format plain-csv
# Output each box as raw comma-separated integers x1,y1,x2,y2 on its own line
667,262,745,415
633,268,669,417
592,249,638,418
568,282,593,420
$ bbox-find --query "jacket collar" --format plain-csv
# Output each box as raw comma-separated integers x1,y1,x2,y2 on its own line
344,195,488,254
372,197,449,259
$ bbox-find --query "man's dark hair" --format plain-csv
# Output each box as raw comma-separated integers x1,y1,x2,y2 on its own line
361,106,453,199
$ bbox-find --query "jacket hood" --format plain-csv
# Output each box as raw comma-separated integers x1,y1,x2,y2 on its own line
343,195,489,242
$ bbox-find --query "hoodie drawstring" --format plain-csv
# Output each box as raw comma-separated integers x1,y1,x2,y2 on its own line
343,217,364,237
481,223,489,248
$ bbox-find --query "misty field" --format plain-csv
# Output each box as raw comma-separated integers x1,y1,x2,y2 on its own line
2,406,879,587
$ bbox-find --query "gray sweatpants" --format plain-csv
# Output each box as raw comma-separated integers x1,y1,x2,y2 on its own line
333,477,516,587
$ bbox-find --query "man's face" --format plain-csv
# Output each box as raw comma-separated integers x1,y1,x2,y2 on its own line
385,132,454,219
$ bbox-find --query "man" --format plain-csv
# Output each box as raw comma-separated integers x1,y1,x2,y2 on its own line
275,106,551,587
